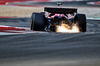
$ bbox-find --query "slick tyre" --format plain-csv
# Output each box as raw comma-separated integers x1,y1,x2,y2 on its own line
74,14,87,32
31,13,45,31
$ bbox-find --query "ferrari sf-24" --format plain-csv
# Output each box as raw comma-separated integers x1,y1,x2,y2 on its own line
30,4,86,32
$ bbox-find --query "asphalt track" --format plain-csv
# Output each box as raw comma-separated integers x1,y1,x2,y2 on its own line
0,18,100,66
9,0,100,7
0,0,100,66
1,0,100,7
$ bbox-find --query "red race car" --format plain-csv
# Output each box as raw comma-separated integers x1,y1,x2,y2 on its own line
30,3,86,32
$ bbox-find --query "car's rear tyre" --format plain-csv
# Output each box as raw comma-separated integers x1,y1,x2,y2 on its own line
74,14,87,32
31,13,45,31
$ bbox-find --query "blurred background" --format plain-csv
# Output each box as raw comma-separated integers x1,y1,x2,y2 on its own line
0,0,100,66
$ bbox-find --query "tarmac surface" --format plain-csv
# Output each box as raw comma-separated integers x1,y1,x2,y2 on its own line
0,18,100,66
9,0,100,7
0,0,100,66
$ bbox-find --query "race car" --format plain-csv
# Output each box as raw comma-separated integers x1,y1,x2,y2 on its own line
30,3,86,32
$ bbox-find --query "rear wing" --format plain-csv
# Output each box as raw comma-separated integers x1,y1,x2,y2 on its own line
44,7,77,14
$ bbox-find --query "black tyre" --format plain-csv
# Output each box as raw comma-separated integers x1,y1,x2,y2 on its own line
31,13,45,31
74,14,87,32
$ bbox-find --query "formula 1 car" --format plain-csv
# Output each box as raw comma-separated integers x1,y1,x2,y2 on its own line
30,3,86,32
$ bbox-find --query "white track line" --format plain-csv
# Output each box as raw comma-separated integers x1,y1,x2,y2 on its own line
87,17,100,20
0,25,48,35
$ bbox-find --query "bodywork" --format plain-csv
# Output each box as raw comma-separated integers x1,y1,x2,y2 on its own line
44,7,77,31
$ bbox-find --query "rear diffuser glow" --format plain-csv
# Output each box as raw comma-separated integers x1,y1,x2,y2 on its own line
56,24,79,33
